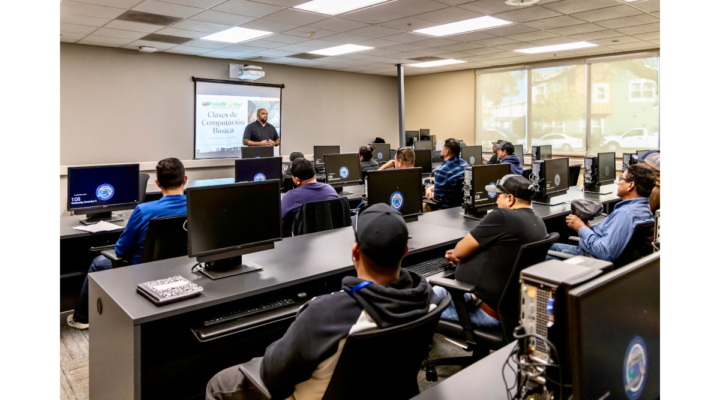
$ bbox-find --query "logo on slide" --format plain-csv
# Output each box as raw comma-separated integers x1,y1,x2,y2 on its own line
623,336,648,399
469,156,476,165
96,184,114,201
488,182,497,199
391,191,404,210
253,173,266,182
378,152,384,160
554,173,561,187
340,167,349,179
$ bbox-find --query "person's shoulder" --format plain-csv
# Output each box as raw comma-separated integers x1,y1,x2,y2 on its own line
298,291,358,319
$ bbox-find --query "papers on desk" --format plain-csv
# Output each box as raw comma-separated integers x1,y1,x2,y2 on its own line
137,276,203,306
73,220,123,233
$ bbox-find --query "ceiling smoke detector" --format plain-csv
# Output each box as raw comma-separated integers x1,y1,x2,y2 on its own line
139,46,157,53
505,0,540,5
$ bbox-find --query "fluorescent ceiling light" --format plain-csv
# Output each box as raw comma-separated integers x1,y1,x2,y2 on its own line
294,0,391,16
515,41,597,54
408,59,467,68
201,27,273,44
309,44,374,56
414,16,512,37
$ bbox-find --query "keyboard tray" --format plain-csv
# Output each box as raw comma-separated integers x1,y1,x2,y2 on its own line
191,301,306,342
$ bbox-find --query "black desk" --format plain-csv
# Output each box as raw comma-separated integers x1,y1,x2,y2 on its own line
89,221,468,399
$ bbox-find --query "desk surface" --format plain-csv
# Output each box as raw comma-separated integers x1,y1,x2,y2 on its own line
60,214,129,239
186,178,366,200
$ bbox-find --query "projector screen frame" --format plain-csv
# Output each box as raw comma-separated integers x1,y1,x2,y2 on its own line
192,77,285,160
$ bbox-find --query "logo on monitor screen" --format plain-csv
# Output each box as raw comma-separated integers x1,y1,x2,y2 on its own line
623,336,648,399
469,156,476,165
96,184,114,201
391,191,404,210
377,152,383,160
255,156,262,159
488,182,497,199
253,173,266,182
340,167,349,178
554,173,561,187
605,165,610,177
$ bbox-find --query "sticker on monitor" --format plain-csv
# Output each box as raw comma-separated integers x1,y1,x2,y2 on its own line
340,167,349,178
377,152,384,160
554,173,561,187
469,156,476,165
623,336,648,399
254,173,266,182
96,184,114,201
390,191,404,210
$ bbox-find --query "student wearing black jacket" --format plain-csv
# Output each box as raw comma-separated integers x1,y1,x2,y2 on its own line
206,204,439,400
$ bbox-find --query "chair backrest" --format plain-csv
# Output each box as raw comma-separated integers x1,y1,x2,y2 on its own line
361,170,368,183
292,197,352,236
138,173,150,203
281,176,296,193
522,168,532,180
614,221,655,267
323,296,451,400
140,215,188,263
568,164,582,187
496,232,560,343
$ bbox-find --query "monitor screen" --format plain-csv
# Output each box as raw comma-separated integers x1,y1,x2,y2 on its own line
370,143,391,163
414,149,432,174
471,164,511,208
406,131,419,146
313,145,340,165
544,158,569,193
187,181,282,258
324,153,362,186
597,152,615,183
419,129,430,138
534,145,552,161
461,146,483,166
515,144,524,156
366,168,423,217
68,164,140,212
235,157,282,183
414,140,432,151
241,146,273,159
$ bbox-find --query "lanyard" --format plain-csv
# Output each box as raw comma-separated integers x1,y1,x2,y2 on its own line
347,281,372,294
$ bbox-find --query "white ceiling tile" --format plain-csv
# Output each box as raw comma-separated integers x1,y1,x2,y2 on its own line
401,47,448,56
379,0,449,16
222,43,267,53
264,34,310,44
493,7,561,23
442,42,483,51
384,43,427,52
594,14,658,29
61,0,127,19
633,31,659,41
307,18,368,32
481,24,537,36
606,41,654,51
463,46,507,56
569,30,624,41
275,43,317,52
469,37,517,46
155,27,207,38
629,0,660,13
242,39,287,48
495,42,534,51
78,35,136,47
415,7,482,23
256,48,297,57
93,27,147,39
651,12,659,18
435,51,473,59
184,39,234,48
543,0,623,15
289,39,342,50
104,20,165,32
616,23,659,35
382,32,428,43
506,31,558,41
362,48,400,56
60,13,111,27
212,0,284,18
164,44,211,54
60,23,98,34
571,6,643,23
72,0,144,8
203,49,244,57
379,17,440,31
122,39,178,50
441,30,495,42
171,19,231,33
341,7,407,24
348,26,404,38
251,0,307,6
523,15,586,30
545,23,605,36
282,26,337,38
590,35,641,46
647,39,659,46
190,10,255,26
132,1,203,19
158,0,226,8
457,0,521,15
323,32,373,44
240,18,302,32
409,37,459,48
263,9,330,25
60,32,88,42
355,38,402,48
526,36,578,46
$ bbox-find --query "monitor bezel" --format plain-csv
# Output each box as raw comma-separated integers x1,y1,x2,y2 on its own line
313,145,341,165
368,143,391,163
470,164,511,209
366,167,424,218
67,164,141,214
544,157,570,195
413,149,432,174
323,153,363,187
234,156,283,183
240,146,274,159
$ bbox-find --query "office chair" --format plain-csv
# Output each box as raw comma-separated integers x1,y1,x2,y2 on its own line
281,176,296,193
424,232,560,380
548,221,655,268
138,173,150,203
361,170,368,183
238,296,452,400
522,167,532,180
291,197,352,236
100,215,188,267
568,164,581,186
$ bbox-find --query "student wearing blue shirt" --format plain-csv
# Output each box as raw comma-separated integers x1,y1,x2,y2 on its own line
281,157,338,237
549,165,656,262
67,158,188,330
424,138,469,210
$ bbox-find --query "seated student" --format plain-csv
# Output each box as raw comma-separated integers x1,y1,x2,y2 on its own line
359,145,380,172
497,141,523,175
638,152,660,214
281,158,338,237
433,175,547,329
424,138,469,209
485,140,503,165
206,203,438,400
66,158,188,330
282,151,305,180
549,165,656,261
378,146,415,170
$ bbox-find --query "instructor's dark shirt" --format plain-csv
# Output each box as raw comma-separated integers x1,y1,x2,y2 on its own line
244,121,279,143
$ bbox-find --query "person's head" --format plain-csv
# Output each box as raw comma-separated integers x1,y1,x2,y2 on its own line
257,108,268,123
290,157,316,187
352,203,409,283
497,141,515,160
359,145,375,161
617,165,656,200
491,139,503,153
486,174,534,209
289,152,305,162
639,152,660,176
442,138,461,160
395,147,415,169
155,157,187,193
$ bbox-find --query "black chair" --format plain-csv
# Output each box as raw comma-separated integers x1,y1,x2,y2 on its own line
425,232,560,379
138,173,150,203
291,197,352,236
361,170,368,183
522,167,532,180
568,164,581,186
238,296,452,400
100,215,188,267
548,221,655,268
281,176,296,193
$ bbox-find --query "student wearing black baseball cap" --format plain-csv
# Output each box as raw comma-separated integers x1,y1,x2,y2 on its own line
433,175,547,329
280,157,338,237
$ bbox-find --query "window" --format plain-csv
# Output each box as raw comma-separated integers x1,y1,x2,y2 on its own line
629,79,656,102
476,70,527,151
593,83,610,103
592,118,604,135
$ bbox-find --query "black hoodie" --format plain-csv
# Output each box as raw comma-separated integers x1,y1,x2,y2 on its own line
260,269,438,400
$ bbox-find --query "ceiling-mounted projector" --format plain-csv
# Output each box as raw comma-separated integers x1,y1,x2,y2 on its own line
239,65,265,81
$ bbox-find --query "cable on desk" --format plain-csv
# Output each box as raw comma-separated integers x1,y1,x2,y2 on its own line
191,263,202,273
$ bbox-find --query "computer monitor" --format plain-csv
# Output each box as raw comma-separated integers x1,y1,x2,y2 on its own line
186,180,282,280
241,146,274,159
370,143,391,163
67,164,140,224
419,128,430,138
313,145,340,167
324,153,362,195
597,152,616,185
532,145,552,162
405,131,420,146
544,158,569,195
515,144,524,158
414,140,432,151
461,146,483,166
414,149,432,174
568,253,659,400
235,157,282,183
636,149,658,157
366,168,423,221
466,164,511,217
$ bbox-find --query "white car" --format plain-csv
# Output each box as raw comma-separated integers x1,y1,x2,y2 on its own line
533,133,583,151
601,128,659,152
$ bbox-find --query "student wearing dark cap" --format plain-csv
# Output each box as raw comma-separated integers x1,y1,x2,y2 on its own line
433,175,547,329
485,140,504,165
206,204,438,400
282,151,305,180
280,157,338,237
497,141,523,175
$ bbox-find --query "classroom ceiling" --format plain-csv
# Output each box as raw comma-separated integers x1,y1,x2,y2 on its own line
60,0,660,76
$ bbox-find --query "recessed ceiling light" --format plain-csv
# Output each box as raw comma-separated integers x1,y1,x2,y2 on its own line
201,27,274,44
407,59,467,68
139,46,157,53
515,41,597,54
413,16,512,37
294,0,391,16
308,44,374,56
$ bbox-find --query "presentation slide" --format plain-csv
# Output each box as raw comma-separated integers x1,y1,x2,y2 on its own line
194,81,282,160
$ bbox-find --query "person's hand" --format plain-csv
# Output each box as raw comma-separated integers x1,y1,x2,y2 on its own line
445,249,461,266
566,215,587,232
425,186,434,200
380,160,395,170
264,139,273,145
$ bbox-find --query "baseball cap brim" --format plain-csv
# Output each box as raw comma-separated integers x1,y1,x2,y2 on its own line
485,183,508,194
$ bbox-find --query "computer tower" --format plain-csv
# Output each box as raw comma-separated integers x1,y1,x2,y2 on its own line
583,156,600,192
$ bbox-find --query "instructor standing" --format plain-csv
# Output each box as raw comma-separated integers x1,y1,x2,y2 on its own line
243,108,280,146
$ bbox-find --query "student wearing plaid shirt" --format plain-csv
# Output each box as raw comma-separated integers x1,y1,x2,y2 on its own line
424,138,469,210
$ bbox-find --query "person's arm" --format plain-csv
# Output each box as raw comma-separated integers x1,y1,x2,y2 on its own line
272,128,280,146
114,207,143,258
378,160,395,171
242,125,265,146
577,212,635,261
445,211,505,265
430,168,449,203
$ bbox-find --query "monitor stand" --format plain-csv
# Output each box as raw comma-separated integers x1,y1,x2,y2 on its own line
583,184,612,195
78,211,125,225
198,256,263,280
532,191,567,206
334,186,353,196
463,208,490,221
403,215,419,223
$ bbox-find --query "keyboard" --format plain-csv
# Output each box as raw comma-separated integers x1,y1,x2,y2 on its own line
203,298,296,327
589,214,608,226
407,257,451,278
